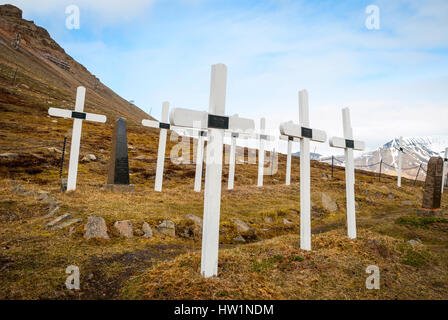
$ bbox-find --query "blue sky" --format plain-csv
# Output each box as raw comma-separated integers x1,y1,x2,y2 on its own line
3,0,448,155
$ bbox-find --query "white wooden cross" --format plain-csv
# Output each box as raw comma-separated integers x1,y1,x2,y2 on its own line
279,135,299,185
397,136,403,187
279,90,326,250
257,118,267,187
170,64,255,277
442,147,448,193
329,107,365,239
170,64,254,277
142,102,170,192
48,86,106,191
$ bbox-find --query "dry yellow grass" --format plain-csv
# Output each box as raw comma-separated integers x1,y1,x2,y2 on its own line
124,230,448,300
0,108,446,300
1,166,447,299
2,9,446,300
0,63,445,300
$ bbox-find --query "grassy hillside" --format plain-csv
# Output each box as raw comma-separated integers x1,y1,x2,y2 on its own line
0,4,447,301
0,4,150,125
1,146,447,299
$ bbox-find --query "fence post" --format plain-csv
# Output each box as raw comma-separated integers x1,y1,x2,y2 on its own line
12,67,18,86
331,155,334,178
59,136,68,179
414,164,422,186
378,159,382,182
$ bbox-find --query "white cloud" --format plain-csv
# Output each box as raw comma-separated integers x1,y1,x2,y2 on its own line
3,0,447,156
1,0,157,22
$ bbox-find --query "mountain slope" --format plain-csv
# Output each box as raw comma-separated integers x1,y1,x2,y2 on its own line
0,4,150,124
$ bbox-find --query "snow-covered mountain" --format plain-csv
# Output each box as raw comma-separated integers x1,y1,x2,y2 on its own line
321,136,448,180
292,151,322,160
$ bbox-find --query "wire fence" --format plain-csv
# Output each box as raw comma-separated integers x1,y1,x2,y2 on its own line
322,154,432,186
3,136,444,188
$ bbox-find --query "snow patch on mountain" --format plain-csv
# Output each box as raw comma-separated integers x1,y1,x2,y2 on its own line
320,136,448,180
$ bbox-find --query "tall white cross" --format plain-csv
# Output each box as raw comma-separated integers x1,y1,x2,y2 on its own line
142,102,170,192
397,136,403,187
48,86,106,191
280,135,299,185
279,90,326,250
257,118,267,187
170,64,254,277
329,108,365,239
442,147,448,193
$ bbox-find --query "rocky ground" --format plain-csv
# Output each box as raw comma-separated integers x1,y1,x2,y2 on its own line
1,158,447,299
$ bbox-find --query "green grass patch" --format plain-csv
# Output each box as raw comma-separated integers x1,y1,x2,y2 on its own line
290,255,304,262
251,254,286,273
395,216,448,229
251,260,271,273
401,249,429,267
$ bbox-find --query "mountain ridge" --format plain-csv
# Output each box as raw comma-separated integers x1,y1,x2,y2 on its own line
0,4,151,125
321,135,448,180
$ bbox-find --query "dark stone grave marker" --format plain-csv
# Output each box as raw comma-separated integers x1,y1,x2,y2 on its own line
419,156,443,216
105,118,133,192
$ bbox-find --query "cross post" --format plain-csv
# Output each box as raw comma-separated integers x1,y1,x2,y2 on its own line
329,108,365,239
279,90,326,250
142,102,171,192
279,135,299,185
442,147,448,193
397,136,403,187
257,118,266,187
227,132,237,190
169,64,255,277
227,118,254,190
202,63,227,277
194,130,206,192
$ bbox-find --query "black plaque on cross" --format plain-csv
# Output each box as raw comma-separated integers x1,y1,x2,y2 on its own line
107,118,130,185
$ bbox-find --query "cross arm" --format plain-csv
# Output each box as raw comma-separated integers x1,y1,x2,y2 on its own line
142,119,172,130
280,135,300,142
251,133,275,141
329,136,365,151
142,118,191,138
228,115,255,133
279,121,326,142
170,108,208,129
48,107,106,123
170,108,256,134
